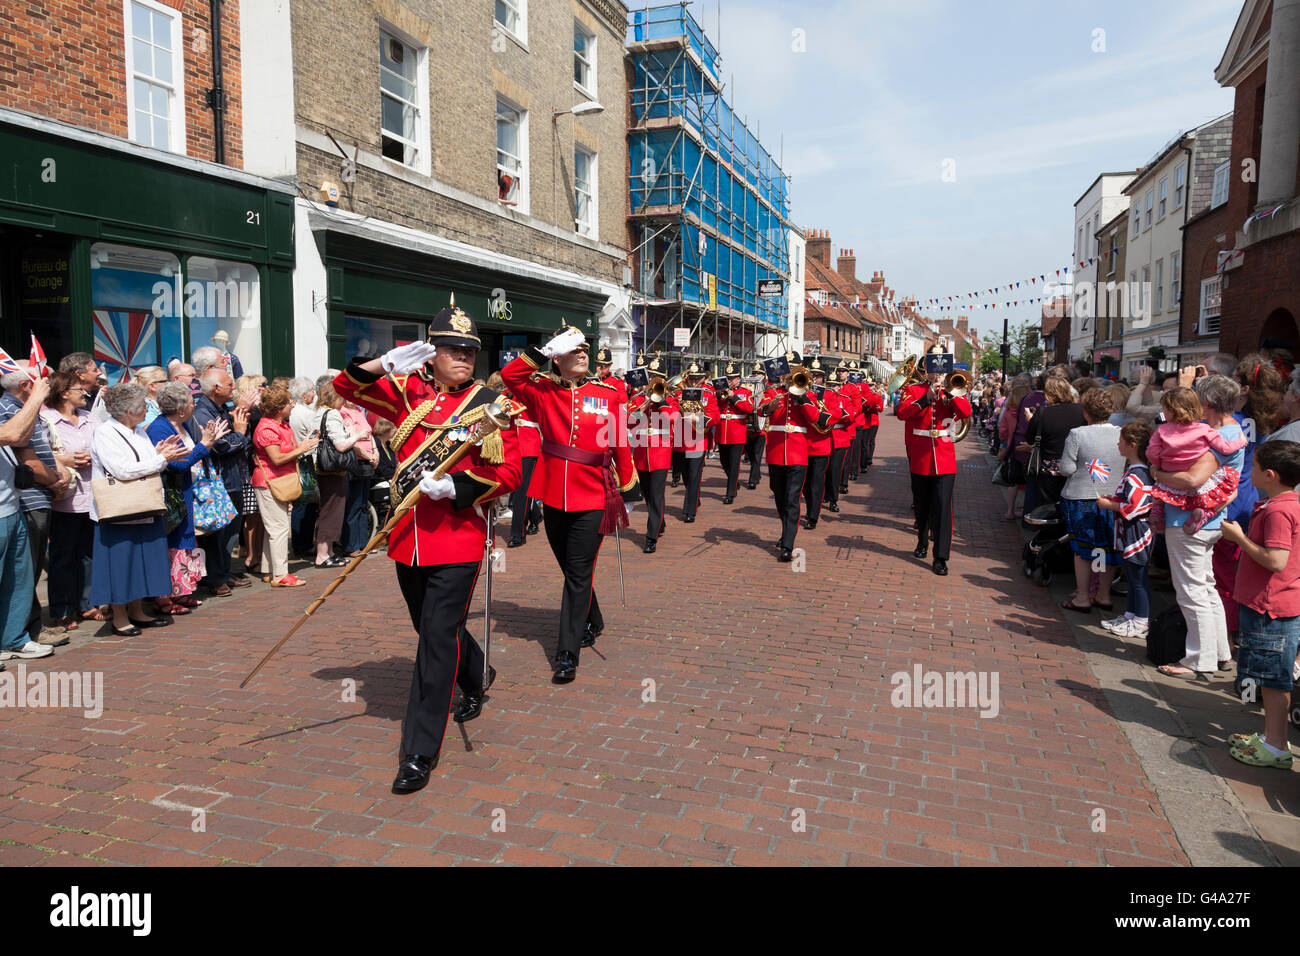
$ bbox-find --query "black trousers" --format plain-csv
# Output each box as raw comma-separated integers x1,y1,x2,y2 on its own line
769,463,806,550
637,468,667,542
719,443,743,498
803,455,829,522
200,513,243,588
745,434,765,486
911,473,956,561
825,448,847,505
681,455,703,517
861,425,878,468
395,560,485,757
543,506,604,658
670,450,685,484
509,456,541,540
48,510,93,619
23,508,50,638
847,434,861,480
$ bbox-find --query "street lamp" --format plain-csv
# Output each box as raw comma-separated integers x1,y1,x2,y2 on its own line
553,101,605,120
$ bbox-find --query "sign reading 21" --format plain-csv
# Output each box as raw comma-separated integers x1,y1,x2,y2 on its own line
489,288,512,322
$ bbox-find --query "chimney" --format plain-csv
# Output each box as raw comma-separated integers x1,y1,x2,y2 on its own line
836,247,856,282
806,228,831,268
957,316,968,334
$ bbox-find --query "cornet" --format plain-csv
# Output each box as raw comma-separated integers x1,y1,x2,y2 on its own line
786,369,811,396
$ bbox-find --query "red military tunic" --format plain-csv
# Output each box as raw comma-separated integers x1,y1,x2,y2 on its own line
333,365,522,567
896,383,972,476
715,386,754,445
601,373,630,405
862,387,884,428
502,348,638,510
628,393,678,472
830,386,854,450
675,386,717,454
760,388,819,466
838,384,860,443
512,394,542,459
805,388,842,457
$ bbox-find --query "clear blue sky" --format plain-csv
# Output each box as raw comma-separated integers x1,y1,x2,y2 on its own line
678,0,1240,339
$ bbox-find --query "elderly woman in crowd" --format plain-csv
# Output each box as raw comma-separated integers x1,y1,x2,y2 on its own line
146,381,229,614
1056,389,1126,613
251,384,318,587
134,366,168,426
234,373,268,572
89,383,190,635
338,394,379,556
1105,383,1132,427
311,381,357,568
42,371,100,631
1018,375,1085,506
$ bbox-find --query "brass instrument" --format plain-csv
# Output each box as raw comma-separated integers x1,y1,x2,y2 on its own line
945,369,971,399
648,377,669,403
787,368,811,396
886,354,924,393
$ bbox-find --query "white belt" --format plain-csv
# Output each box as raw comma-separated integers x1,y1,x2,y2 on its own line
769,425,806,434
646,429,669,436
720,414,746,421
913,428,954,439
519,420,540,430
832,424,848,430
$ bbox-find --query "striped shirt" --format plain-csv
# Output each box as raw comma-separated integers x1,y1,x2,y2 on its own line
0,391,55,512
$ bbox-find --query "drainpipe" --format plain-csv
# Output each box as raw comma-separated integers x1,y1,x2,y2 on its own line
1179,141,1194,355
207,0,227,165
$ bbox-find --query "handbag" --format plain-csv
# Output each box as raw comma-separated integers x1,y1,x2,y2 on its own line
91,429,165,522
1026,437,1043,479
991,459,1012,487
256,456,301,504
193,459,238,535
298,455,320,504
314,410,352,476
162,469,186,533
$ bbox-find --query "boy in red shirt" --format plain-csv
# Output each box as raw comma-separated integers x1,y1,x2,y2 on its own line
1218,439,1300,769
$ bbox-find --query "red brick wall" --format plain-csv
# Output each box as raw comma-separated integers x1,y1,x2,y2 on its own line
1218,231,1300,355
0,0,242,168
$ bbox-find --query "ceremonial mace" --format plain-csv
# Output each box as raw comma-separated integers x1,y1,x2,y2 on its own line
240,402,511,689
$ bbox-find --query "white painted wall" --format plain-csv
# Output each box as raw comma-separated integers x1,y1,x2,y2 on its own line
240,0,297,180
292,200,330,375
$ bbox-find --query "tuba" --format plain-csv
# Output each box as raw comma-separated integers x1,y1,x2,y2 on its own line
886,355,924,394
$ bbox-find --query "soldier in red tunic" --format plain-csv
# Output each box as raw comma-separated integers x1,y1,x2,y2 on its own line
502,325,641,682
713,360,753,504
895,348,972,577
758,353,822,561
860,374,885,473
801,357,840,529
333,305,522,794
744,361,766,489
626,353,677,554
594,345,629,404
674,360,717,523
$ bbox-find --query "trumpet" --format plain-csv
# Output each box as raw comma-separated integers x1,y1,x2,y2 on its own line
648,377,669,403
944,369,971,399
787,368,811,396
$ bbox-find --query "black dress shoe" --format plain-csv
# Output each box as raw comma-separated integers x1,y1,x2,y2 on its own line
581,622,602,648
670,478,680,488
507,536,525,548
392,753,438,793
111,624,141,637
552,651,578,683
827,503,840,513
746,482,757,490
129,616,171,628
777,547,793,562
803,519,817,530
913,543,928,559
643,540,657,554
839,485,849,495
525,523,540,536
454,666,496,723
722,497,733,504
932,559,949,576
683,515,695,523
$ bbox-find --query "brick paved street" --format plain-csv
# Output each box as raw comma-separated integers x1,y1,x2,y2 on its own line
0,422,1264,867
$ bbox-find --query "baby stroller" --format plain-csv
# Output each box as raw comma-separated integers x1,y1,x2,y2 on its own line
1022,503,1073,587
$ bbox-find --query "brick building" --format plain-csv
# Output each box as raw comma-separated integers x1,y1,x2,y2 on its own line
238,0,633,375
1212,0,1300,359
0,0,296,376
1042,299,1071,367
1092,207,1129,376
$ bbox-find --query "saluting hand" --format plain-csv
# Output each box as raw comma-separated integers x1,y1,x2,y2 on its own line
381,342,439,375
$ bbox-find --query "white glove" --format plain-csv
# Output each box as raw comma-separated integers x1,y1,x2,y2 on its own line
541,328,587,358
381,342,438,375
419,471,455,501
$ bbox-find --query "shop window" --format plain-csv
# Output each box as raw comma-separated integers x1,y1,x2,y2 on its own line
345,315,425,362
10,240,74,365
380,28,428,173
123,0,185,153
186,258,261,376
90,242,183,383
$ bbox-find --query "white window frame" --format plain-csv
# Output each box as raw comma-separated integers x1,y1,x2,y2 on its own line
123,0,186,155
573,145,597,239
1200,276,1222,333
1144,189,1154,230
1170,252,1180,305
1132,206,1141,239
1174,163,1186,209
1154,259,1164,313
1211,160,1230,209
1107,231,1118,276
496,96,529,213
495,0,527,47
378,25,430,175
1157,177,1168,220
573,19,596,98
1092,214,1100,255
1077,226,1084,262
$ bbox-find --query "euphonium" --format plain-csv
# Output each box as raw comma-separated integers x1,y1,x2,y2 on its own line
886,355,924,394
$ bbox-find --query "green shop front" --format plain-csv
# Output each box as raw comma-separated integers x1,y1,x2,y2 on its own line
0,111,295,380
311,221,611,380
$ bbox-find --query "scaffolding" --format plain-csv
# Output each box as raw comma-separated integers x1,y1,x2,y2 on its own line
626,3,792,374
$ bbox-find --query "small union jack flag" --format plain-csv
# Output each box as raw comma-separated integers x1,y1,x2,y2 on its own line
1087,458,1111,483
0,346,19,375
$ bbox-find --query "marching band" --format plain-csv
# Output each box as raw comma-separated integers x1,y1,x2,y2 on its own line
301,299,972,793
